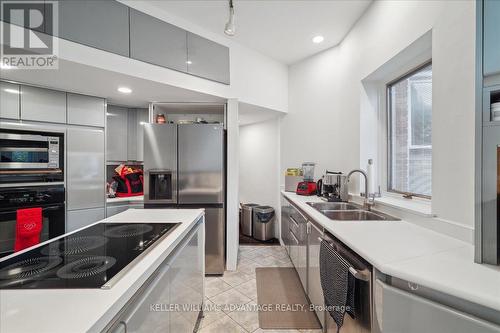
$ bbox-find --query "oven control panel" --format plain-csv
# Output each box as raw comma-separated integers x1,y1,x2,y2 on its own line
47,137,60,169
0,186,65,209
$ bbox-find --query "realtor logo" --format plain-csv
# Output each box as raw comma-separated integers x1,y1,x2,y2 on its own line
1,0,58,69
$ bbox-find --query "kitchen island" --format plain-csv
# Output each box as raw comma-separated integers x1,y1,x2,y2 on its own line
0,208,205,333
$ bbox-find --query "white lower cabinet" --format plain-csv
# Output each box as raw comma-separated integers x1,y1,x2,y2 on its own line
280,197,292,254
307,221,325,327
106,203,143,218
107,219,204,333
289,230,299,270
66,207,105,232
297,231,307,292
170,223,204,332
374,280,500,333
106,205,129,218
121,263,171,333
289,204,308,290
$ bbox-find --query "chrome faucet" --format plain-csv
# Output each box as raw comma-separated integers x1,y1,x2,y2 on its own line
345,169,375,210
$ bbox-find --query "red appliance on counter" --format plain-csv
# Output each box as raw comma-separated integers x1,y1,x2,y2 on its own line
296,181,317,196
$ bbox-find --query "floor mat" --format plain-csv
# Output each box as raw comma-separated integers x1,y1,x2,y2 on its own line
255,267,322,329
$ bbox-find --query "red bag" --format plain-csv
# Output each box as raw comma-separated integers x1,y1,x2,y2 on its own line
113,167,144,197
15,208,43,252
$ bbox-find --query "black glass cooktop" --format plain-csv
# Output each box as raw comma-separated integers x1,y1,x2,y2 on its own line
0,223,179,289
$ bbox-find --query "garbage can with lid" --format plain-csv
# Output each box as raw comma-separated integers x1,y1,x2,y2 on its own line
253,206,275,241
241,203,259,237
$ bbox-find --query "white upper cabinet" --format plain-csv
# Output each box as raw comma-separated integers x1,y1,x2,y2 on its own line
0,81,20,120
67,93,105,127
127,108,149,162
484,0,500,76
57,0,130,57
106,105,128,162
53,1,230,83
130,9,187,72
21,85,66,123
187,32,230,84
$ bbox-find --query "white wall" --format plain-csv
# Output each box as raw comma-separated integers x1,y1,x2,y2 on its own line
240,118,281,238
282,1,475,233
226,99,240,271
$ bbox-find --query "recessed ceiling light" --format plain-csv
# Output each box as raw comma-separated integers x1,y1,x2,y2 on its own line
186,60,192,65
312,36,324,44
0,62,13,69
4,88,20,94
117,87,132,94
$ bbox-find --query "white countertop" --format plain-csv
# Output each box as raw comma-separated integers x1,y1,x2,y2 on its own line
106,195,144,204
281,191,500,313
0,208,204,333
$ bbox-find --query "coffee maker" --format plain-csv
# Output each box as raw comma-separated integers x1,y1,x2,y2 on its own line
317,171,348,202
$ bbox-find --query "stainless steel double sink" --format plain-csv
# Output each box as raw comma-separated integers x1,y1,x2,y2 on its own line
307,201,400,221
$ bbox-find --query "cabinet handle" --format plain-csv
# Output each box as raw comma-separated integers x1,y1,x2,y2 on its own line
290,215,300,228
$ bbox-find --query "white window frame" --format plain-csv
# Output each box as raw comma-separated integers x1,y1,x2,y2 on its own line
386,61,432,199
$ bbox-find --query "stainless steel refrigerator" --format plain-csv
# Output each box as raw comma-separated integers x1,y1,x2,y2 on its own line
143,123,225,274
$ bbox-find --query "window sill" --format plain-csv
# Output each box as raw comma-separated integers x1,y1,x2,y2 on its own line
350,193,434,218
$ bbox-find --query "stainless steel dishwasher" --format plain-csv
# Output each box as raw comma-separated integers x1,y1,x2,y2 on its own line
320,231,372,333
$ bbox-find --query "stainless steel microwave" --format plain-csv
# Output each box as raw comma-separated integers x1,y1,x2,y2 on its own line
0,129,64,184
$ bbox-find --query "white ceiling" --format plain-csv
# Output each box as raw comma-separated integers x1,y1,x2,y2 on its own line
148,0,372,64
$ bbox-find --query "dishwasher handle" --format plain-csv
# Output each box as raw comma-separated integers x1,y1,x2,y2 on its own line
319,236,371,282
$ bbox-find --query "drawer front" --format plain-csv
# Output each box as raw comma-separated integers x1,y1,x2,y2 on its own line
289,230,299,268
289,213,301,238
290,206,307,225
308,222,325,327
67,207,105,232
374,280,500,333
118,263,171,333
289,205,307,240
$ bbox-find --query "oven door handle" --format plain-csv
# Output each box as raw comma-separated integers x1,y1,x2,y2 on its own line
0,205,64,216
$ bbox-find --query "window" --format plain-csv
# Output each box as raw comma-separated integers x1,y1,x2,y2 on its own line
388,63,432,198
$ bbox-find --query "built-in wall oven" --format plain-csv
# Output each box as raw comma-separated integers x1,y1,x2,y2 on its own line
0,129,64,186
0,185,65,258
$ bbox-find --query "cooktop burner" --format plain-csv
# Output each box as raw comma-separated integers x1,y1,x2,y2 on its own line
0,222,179,289
104,224,154,238
57,256,117,279
0,257,62,284
41,235,108,256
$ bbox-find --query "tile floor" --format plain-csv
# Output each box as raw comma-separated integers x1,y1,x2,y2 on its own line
196,245,322,333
